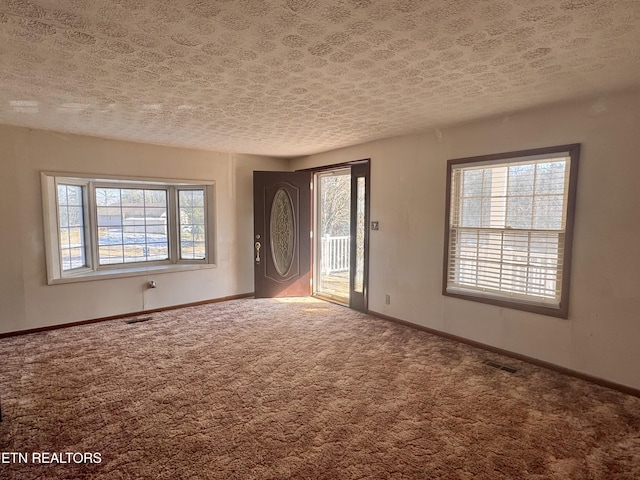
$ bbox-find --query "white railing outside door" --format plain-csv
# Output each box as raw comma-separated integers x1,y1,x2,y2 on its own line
321,235,350,274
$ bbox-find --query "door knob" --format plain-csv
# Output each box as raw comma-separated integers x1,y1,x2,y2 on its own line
255,241,261,262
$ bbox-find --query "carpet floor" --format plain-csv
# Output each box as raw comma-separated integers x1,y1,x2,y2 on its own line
0,297,639,479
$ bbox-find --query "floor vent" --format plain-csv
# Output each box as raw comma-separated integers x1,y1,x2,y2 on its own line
484,359,517,374
125,316,153,325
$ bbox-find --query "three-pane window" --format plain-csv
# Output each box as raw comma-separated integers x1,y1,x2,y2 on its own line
44,174,214,281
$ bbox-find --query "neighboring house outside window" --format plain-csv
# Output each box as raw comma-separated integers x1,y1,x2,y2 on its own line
443,144,580,318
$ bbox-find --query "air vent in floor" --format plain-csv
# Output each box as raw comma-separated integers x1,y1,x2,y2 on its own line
483,359,517,374
125,316,153,324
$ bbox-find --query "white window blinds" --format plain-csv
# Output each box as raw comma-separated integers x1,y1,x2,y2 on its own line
444,145,579,317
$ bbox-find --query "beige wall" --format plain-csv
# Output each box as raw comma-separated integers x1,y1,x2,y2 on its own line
293,88,640,390
0,125,288,334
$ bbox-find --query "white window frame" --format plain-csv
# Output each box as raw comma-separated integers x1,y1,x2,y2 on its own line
42,172,216,285
443,144,580,318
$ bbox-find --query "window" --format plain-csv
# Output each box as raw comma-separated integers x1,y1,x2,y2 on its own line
57,184,87,271
42,173,215,284
96,187,169,265
178,189,206,260
443,144,580,318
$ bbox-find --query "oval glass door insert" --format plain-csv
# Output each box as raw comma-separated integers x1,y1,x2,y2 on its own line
270,188,296,276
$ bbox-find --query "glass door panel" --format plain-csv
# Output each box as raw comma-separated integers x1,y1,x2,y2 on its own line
315,169,351,303
354,177,366,293
349,162,370,312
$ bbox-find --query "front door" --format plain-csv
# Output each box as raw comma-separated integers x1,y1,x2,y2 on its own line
253,171,311,297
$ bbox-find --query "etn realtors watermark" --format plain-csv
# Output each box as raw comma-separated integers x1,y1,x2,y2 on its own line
1,451,102,464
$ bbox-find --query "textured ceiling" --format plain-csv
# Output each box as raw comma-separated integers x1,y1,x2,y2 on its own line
1,0,640,158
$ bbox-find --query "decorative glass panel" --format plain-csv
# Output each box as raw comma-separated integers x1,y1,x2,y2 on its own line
270,188,295,276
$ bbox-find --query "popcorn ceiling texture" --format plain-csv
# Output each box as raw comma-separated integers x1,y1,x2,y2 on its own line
0,0,639,157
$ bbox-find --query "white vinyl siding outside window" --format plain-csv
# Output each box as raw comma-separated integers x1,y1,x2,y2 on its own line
443,145,580,318
42,173,216,284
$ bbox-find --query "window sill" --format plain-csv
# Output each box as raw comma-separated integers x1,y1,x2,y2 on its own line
48,263,217,285
444,287,566,318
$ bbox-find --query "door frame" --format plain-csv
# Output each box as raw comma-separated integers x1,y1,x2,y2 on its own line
297,158,370,313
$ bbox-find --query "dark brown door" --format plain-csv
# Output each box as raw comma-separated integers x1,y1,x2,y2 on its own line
253,171,311,297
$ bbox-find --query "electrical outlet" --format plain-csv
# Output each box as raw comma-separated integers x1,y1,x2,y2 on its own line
385,294,390,305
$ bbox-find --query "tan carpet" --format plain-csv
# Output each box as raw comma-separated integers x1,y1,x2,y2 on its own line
1,298,639,479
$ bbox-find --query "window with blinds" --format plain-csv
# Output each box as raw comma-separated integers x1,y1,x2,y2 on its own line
443,144,580,318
